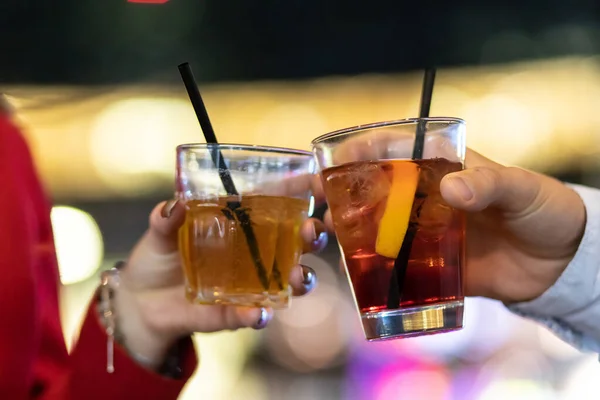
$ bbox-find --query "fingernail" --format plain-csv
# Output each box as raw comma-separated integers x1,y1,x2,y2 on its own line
114,261,126,270
161,199,179,218
312,223,327,243
301,265,316,286
448,177,473,201
255,308,270,329
313,231,328,250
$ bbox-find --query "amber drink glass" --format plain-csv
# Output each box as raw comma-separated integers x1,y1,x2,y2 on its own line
176,144,315,309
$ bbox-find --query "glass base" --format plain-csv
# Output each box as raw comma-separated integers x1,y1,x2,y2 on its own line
186,286,291,309
361,300,464,341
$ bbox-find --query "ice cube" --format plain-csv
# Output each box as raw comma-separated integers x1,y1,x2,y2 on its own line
325,163,392,254
326,162,391,208
416,193,454,241
333,205,380,254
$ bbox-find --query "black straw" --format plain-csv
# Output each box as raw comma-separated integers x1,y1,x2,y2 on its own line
178,62,271,290
178,63,217,143
178,62,239,196
411,68,436,159
387,68,437,310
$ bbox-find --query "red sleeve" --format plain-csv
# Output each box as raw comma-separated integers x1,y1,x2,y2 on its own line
0,115,198,400
68,300,198,400
0,117,38,399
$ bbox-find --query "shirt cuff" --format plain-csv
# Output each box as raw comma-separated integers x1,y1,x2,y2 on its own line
508,183,600,352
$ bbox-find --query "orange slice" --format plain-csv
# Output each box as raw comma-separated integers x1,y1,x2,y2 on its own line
375,161,420,258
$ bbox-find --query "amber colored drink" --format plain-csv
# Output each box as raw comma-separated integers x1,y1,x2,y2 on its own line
179,194,308,308
322,158,465,332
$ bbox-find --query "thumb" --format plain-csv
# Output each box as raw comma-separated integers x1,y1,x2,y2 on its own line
146,199,186,254
440,163,541,215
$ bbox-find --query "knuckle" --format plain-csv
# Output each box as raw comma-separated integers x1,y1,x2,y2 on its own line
471,166,501,186
503,166,529,181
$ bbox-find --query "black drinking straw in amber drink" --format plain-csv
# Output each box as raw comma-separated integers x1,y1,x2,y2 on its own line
312,68,466,340
178,62,270,289
176,63,315,308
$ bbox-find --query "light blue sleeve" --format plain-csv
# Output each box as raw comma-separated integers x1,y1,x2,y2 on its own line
507,184,600,354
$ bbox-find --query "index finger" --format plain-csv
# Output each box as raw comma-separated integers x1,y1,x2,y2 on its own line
146,200,186,254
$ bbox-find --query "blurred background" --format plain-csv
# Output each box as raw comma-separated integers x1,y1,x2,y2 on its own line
3,0,600,399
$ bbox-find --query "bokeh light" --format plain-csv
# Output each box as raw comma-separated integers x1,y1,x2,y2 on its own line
89,97,198,193
263,254,351,372
180,330,259,400
561,356,600,400
374,366,451,400
477,379,556,400
254,103,328,151
50,206,103,285
465,94,540,165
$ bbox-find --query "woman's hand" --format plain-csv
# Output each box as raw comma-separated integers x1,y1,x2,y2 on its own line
114,198,328,370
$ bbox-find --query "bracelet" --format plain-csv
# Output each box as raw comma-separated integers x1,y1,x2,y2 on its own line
98,265,122,373
97,262,184,378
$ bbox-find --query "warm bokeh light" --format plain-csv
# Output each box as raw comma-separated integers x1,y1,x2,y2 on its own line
89,97,198,194
50,206,103,285
179,330,259,400
464,94,542,166
7,56,600,199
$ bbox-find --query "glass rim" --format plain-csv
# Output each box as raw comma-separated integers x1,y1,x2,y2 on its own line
176,143,313,157
311,117,465,145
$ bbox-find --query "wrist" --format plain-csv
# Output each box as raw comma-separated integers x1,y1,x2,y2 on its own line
111,283,175,370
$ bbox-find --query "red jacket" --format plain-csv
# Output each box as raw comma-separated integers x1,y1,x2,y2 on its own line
0,115,197,399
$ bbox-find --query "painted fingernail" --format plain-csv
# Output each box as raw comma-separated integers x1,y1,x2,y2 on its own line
314,231,328,250
255,308,270,329
114,261,126,270
161,199,179,218
448,177,473,201
301,265,316,286
311,224,328,247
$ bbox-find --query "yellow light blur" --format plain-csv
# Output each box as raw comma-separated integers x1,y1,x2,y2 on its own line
89,97,199,193
464,94,541,165
60,276,99,351
254,103,328,147
7,56,600,199
179,330,259,400
50,206,103,285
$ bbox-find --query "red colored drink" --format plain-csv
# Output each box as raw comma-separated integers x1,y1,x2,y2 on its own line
322,158,464,322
